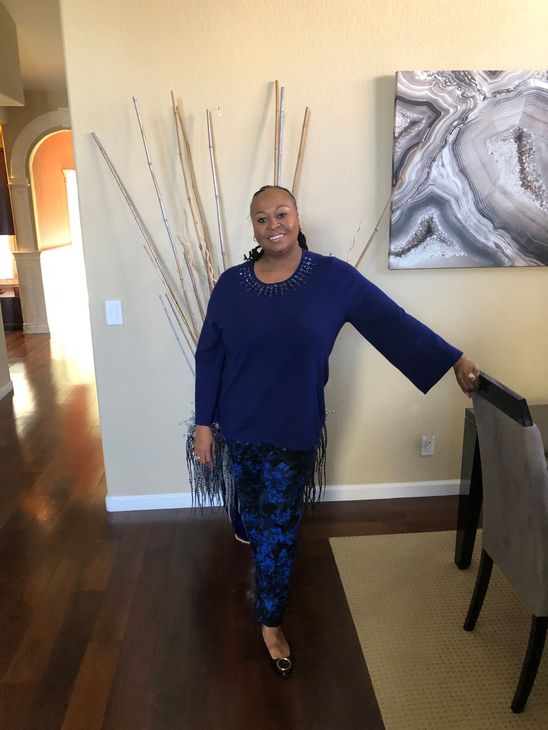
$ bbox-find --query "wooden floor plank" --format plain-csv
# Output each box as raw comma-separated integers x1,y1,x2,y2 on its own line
91,552,144,644
0,681,35,729
79,539,116,592
61,641,121,730
24,590,104,730
101,619,158,730
3,559,80,684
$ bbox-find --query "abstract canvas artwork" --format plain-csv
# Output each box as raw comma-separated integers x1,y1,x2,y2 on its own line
389,71,548,268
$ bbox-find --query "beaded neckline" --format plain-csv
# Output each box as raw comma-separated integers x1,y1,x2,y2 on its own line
239,252,316,296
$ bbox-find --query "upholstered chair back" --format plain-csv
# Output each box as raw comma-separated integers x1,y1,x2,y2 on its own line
472,393,548,617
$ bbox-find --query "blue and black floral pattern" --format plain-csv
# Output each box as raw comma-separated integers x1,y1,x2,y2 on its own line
226,439,315,627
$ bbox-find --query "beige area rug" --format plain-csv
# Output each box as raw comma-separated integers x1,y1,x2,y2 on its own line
330,531,547,730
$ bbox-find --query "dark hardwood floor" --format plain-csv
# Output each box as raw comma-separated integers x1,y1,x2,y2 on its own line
0,331,459,729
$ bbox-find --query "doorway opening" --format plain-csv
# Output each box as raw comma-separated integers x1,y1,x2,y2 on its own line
29,129,94,381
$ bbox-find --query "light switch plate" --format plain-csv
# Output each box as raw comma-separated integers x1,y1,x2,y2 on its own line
105,299,123,325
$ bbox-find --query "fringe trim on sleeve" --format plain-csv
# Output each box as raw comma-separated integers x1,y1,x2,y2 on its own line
185,424,235,514
185,421,328,513
303,421,328,507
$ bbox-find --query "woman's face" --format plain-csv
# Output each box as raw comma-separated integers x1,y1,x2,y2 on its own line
250,188,300,257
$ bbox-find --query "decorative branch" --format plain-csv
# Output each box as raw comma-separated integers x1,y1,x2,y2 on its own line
277,86,285,185
171,91,216,292
179,226,206,321
354,197,393,270
133,96,199,339
206,109,227,271
197,233,216,295
292,106,310,197
180,104,214,272
274,80,280,184
354,130,430,270
346,221,362,263
90,132,197,348
160,293,195,375
93,87,313,373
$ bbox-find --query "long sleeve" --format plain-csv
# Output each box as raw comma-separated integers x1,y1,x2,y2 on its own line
340,263,462,393
194,281,226,426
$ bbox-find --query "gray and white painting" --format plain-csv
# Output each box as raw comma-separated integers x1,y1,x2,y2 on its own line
389,71,548,268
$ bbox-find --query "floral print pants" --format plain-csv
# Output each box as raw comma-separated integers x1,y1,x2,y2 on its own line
226,440,315,627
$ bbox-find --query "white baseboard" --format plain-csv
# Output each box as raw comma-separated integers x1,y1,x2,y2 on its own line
0,380,14,401
323,480,460,501
105,492,195,512
23,324,50,334
105,480,460,513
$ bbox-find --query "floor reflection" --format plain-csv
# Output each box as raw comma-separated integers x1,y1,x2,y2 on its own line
1,332,103,558
41,240,95,386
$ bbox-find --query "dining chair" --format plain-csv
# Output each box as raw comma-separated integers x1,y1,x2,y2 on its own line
463,372,547,713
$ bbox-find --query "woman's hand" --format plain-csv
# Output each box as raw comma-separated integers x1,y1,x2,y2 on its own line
194,425,215,467
453,354,480,397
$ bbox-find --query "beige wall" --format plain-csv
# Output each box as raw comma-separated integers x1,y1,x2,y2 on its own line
0,4,24,107
59,0,548,497
31,130,74,249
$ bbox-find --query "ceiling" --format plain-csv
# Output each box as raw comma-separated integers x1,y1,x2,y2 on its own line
2,0,66,92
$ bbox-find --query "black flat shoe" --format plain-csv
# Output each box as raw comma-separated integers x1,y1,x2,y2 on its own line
261,626,293,678
271,655,293,678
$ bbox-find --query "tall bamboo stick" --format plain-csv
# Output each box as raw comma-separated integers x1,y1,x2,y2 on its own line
196,236,216,293
345,221,362,263
171,91,216,292
292,106,310,197
178,231,206,322
274,80,280,184
91,132,197,347
277,86,285,185
171,234,203,324
181,106,215,270
354,197,393,270
354,130,430,270
132,97,199,339
206,109,227,271
181,209,207,315
159,293,195,375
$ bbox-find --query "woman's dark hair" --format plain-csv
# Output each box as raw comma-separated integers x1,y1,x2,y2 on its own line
245,185,308,262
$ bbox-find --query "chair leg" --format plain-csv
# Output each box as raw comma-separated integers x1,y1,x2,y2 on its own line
463,549,493,631
511,615,547,714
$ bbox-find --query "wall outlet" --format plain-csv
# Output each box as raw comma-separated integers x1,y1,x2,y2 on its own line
421,434,435,456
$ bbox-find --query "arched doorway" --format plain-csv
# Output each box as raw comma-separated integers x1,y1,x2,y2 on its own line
8,110,93,378
30,130,91,359
8,108,70,334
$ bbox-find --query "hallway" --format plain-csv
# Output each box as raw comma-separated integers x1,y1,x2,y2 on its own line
0,331,458,729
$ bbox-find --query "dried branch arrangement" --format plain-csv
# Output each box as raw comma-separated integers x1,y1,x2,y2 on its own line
91,82,311,372
351,129,430,268
92,79,424,372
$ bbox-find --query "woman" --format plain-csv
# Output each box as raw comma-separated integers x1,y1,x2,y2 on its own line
192,185,479,677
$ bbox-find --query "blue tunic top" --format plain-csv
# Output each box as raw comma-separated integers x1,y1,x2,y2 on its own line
195,250,462,451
